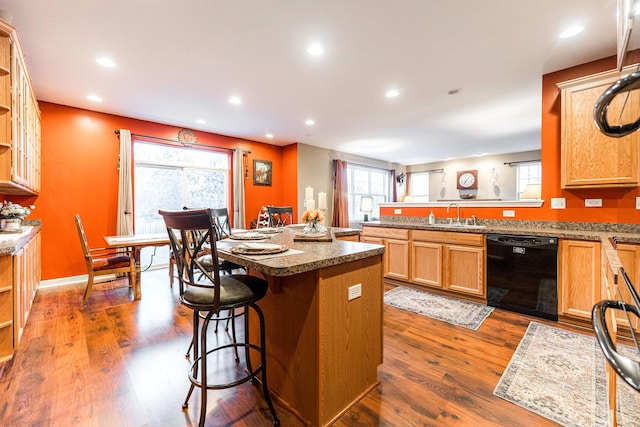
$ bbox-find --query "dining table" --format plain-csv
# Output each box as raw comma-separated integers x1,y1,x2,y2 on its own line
103,233,169,299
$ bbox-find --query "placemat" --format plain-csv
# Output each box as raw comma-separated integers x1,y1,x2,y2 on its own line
229,232,270,241
230,243,288,255
293,232,333,242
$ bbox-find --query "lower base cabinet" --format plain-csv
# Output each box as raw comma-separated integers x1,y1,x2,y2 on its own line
0,231,41,364
361,227,409,280
411,230,485,298
558,239,601,322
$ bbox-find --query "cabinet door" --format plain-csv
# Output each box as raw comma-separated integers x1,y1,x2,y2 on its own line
410,241,443,288
613,243,640,331
385,238,409,281
560,69,640,188
559,240,601,320
361,236,386,275
444,245,484,297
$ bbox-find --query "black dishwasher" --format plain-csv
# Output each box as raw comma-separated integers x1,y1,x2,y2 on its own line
486,234,558,321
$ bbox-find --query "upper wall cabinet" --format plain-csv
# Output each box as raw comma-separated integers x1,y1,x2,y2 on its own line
558,65,640,189
0,20,40,195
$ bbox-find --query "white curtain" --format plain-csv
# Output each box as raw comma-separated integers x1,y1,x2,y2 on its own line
233,148,246,229
233,148,247,229
117,129,133,236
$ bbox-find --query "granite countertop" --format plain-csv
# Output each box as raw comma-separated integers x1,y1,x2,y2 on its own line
0,222,41,255
217,227,382,277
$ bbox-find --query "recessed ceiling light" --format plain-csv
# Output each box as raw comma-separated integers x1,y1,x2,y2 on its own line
305,119,315,126
559,25,584,39
96,57,116,68
307,43,324,56
196,118,206,124
265,133,274,139
386,89,400,98
229,96,242,104
87,94,102,102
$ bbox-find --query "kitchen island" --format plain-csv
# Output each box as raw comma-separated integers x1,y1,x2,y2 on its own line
217,228,384,427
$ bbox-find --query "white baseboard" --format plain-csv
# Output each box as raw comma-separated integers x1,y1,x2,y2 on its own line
38,264,169,289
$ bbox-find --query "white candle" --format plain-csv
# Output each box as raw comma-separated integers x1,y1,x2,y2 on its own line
307,199,316,210
318,192,327,210
305,186,314,201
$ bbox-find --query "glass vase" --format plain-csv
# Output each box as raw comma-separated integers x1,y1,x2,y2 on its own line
303,221,326,235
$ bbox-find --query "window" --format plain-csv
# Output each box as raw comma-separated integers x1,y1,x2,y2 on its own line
409,172,429,202
347,164,390,221
516,161,541,199
133,142,230,267
134,142,231,233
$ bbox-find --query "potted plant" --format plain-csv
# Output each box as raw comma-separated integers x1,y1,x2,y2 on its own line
0,201,34,230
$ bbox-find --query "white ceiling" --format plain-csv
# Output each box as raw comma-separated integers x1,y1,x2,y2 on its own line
0,0,633,165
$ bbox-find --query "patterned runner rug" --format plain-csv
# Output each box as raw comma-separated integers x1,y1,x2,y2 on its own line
383,286,494,330
494,322,640,427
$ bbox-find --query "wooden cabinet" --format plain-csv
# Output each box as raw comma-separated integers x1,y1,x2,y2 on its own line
558,239,601,321
558,65,640,189
361,226,409,280
0,231,40,364
610,243,640,331
411,230,485,297
0,19,40,195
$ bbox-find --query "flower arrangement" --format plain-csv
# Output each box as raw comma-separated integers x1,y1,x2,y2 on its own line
301,208,325,224
0,200,34,219
301,208,326,235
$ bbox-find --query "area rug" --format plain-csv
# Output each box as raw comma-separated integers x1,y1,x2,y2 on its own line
494,322,640,427
383,286,494,330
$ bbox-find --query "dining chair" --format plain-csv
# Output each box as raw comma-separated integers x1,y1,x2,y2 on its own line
255,206,270,229
158,208,279,427
267,206,293,227
74,214,137,307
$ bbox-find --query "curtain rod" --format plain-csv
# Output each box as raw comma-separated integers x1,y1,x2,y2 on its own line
504,159,540,167
410,168,444,174
114,130,251,153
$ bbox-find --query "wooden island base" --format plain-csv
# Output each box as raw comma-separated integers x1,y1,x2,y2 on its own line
250,255,383,426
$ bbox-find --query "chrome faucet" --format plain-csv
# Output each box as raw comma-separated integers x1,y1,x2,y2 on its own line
446,203,461,224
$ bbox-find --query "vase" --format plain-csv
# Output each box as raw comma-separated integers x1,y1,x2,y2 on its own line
2,218,21,230
303,221,326,235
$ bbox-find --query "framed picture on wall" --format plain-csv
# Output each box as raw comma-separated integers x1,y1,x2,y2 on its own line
253,160,272,186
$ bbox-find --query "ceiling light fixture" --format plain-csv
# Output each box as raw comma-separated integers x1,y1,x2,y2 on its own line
265,133,274,139
305,119,315,126
96,57,116,68
559,25,584,39
386,89,400,98
196,118,206,124
307,43,324,56
87,94,102,102
229,96,242,104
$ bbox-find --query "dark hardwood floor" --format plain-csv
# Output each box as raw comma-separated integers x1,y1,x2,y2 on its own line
1,268,595,426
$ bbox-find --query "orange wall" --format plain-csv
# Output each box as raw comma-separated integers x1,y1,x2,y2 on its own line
22,102,296,281
382,52,640,224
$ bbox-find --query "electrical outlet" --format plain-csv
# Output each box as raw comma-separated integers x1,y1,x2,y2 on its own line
636,197,640,210
502,210,515,217
585,198,602,207
348,283,362,301
551,198,566,209
394,209,402,214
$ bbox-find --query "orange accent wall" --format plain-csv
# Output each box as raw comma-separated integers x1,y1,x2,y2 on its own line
28,102,293,280
382,52,640,224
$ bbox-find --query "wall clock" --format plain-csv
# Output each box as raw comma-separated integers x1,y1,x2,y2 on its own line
457,170,478,190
